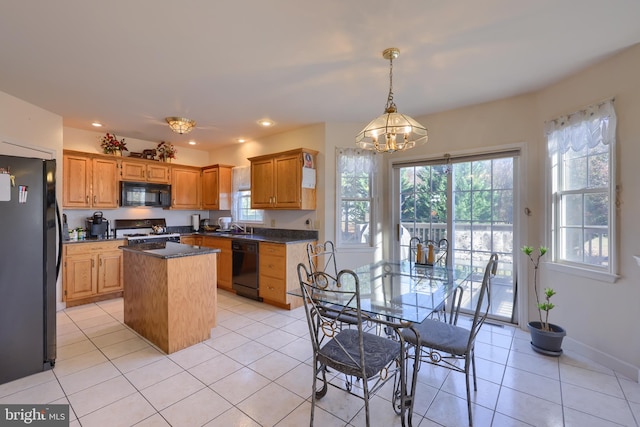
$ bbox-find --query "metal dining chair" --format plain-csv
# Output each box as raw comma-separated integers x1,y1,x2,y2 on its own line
401,253,498,427
297,263,405,427
306,241,360,327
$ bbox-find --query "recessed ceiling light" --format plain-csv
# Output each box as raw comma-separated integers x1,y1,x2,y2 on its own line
91,122,103,127
237,138,246,143
257,119,275,127
188,141,196,145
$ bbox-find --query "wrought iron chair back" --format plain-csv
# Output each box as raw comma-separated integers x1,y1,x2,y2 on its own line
297,263,406,427
307,241,338,278
401,253,498,426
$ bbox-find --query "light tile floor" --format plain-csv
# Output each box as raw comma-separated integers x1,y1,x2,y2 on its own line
1,291,639,426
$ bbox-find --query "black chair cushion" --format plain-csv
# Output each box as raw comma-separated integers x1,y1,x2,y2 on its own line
402,318,470,356
318,329,401,378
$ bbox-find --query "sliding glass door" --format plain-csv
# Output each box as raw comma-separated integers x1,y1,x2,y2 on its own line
394,153,518,323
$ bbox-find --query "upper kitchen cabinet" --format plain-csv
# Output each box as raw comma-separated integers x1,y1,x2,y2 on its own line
171,165,201,209
120,159,170,184
63,151,119,209
202,165,233,210
249,148,318,210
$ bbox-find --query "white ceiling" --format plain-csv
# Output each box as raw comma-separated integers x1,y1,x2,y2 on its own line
1,1,639,150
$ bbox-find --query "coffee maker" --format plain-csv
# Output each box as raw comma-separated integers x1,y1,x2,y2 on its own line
86,211,109,238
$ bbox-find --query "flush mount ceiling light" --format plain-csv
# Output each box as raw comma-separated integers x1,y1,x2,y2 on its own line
356,48,428,153
257,118,275,127
165,117,196,134
91,122,103,127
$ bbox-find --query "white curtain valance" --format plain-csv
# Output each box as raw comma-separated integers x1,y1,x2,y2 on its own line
336,147,377,175
232,166,251,191
545,99,616,155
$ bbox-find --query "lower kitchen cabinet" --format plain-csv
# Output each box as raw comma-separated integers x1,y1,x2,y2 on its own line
201,237,233,291
258,241,309,309
63,240,125,307
180,235,202,246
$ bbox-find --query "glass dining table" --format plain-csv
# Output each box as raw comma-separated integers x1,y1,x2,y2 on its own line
289,260,471,427
349,260,470,324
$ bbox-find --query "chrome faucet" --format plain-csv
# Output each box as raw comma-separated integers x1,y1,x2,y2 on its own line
231,222,246,233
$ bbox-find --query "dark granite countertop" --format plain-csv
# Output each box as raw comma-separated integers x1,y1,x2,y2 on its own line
63,237,126,245
120,241,220,259
183,229,317,244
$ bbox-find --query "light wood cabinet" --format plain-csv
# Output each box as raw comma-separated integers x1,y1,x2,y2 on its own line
63,240,124,306
258,241,309,309
202,165,233,210
121,159,170,184
171,166,201,209
249,148,318,210
201,236,233,291
250,158,275,209
180,235,203,246
63,152,119,209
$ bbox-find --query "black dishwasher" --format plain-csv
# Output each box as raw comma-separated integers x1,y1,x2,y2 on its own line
232,240,261,301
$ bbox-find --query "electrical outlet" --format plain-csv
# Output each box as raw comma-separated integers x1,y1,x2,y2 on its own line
270,219,276,227
314,220,320,229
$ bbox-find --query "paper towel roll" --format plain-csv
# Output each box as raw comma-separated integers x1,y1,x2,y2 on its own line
192,214,200,231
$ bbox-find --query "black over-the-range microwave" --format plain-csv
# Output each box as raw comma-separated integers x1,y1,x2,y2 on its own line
120,181,172,207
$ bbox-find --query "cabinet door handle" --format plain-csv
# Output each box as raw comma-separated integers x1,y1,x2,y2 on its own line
99,258,103,266
91,259,95,268
86,195,89,203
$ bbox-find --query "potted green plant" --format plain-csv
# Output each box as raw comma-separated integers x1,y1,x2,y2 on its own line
522,245,566,356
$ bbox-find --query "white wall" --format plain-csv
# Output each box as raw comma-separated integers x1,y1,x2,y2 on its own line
64,127,211,167
205,124,327,232
534,43,640,377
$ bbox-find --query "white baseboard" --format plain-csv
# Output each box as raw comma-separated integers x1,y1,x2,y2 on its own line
564,336,640,382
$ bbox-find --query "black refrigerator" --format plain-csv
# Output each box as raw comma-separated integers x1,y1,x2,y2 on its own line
0,154,57,385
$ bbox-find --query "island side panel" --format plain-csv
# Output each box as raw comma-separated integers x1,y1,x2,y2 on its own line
166,253,217,353
123,251,170,352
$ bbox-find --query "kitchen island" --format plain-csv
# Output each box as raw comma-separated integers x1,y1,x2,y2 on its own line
121,242,220,354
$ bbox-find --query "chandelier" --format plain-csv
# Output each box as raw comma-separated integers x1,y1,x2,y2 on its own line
356,48,428,153
165,117,196,134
